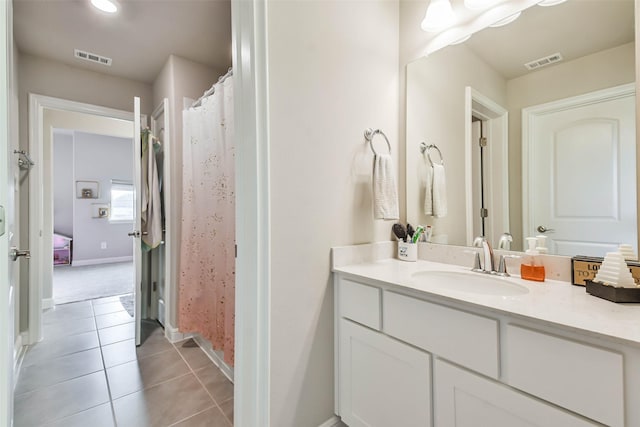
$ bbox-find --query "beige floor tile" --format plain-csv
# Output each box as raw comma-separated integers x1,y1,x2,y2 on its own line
95,311,134,330
14,372,110,427
101,339,137,368
92,301,127,316
43,403,115,427
112,373,214,427
43,316,96,340
136,327,175,359
106,349,190,399
219,398,234,425
175,339,214,371
43,301,94,324
16,348,104,395
22,330,99,367
194,365,234,405
98,322,135,345
172,406,232,427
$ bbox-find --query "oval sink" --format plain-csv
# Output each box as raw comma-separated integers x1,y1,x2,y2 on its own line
411,270,529,296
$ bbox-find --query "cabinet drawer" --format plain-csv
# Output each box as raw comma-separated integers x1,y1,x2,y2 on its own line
505,325,624,427
339,279,381,330
384,291,499,378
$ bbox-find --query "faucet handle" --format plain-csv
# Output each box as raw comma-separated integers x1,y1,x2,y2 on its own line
496,254,521,277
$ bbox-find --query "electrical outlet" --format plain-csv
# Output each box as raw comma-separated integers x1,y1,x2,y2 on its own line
101,242,107,249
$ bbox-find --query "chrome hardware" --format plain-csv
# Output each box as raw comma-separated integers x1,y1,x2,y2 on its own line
498,232,513,250
496,254,521,277
537,225,555,233
364,128,391,156
127,231,141,238
472,236,495,274
10,247,30,262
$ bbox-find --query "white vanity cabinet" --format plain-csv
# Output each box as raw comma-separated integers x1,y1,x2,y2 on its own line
334,273,640,427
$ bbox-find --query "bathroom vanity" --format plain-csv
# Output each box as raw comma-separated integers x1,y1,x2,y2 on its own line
332,248,640,427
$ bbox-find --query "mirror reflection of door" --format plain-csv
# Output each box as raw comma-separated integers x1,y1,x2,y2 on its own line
525,85,636,257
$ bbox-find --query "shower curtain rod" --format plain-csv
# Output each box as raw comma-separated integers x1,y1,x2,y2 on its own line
190,68,233,109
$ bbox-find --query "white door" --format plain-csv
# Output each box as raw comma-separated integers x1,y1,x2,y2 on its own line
527,88,636,257
434,359,598,427
132,97,143,345
0,1,16,424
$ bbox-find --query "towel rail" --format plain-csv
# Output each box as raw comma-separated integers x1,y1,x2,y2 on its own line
420,142,444,167
364,128,391,156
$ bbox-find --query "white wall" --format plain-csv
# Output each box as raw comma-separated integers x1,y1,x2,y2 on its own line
152,54,224,328
72,131,134,263
266,1,400,425
405,45,507,246
52,131,73,237
506,42,635,247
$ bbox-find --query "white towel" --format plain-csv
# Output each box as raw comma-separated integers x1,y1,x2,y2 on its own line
424,163,447,218
373,153,399,220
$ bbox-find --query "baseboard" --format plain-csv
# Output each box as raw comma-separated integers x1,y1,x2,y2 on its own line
72,256,133,267
165,323,192,343
318,415,342,427
192,334,234,383
42,298,55,310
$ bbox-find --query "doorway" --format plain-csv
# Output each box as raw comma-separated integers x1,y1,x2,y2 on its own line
52,128,135,305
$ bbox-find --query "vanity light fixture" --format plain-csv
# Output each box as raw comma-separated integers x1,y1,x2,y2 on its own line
489,11,521,27
464,0,499,11
421,0,455,33
90,0,118,14
537,0,567,6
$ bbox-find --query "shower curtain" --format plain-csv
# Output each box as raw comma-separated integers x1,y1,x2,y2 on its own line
179,75,235,365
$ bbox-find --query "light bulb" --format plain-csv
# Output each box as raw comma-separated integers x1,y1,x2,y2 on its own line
91,0,118,14
421,0,455,33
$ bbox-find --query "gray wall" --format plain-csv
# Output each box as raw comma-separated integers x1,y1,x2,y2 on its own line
72,131,133,263
52,131,73,237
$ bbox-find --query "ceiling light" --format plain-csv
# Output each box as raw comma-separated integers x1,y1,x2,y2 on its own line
91,0,118,14
537,0,567,6
464,0,499,10
489,11,521,27
450,34,472,45
421,0,455,33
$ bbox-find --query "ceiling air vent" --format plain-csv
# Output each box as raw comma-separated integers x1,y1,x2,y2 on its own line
74,49,112,67
524,52,563,71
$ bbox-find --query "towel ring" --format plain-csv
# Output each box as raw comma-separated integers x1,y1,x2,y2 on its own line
420,142,444,167
364,128,391,156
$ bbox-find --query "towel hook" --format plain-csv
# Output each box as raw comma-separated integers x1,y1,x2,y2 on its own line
420,142,444,167
364,128,391,156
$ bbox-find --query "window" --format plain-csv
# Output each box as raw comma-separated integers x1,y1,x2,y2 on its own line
110,180,134,222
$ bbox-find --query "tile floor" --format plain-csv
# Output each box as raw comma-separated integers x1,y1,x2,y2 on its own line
14,296,234,427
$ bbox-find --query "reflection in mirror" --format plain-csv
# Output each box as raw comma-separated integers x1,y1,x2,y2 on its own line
406,0,636,257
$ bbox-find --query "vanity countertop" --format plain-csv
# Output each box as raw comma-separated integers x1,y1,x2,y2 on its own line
333,258,640,346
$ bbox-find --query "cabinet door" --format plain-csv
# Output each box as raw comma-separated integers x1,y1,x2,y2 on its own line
434,359,598,427
339,319,431,427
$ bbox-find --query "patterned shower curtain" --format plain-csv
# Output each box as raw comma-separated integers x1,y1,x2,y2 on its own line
179,76,235,365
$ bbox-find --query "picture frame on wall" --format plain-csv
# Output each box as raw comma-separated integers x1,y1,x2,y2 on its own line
76,180,99,199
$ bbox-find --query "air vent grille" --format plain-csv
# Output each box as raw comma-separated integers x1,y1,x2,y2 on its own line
524,52,563,71
74,49,112,66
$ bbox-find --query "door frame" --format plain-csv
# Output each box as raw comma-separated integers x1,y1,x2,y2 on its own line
464,87,509,246
27,94,153,344
521,83,636,247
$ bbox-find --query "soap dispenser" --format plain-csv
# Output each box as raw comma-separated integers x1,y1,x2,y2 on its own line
521,237,545,282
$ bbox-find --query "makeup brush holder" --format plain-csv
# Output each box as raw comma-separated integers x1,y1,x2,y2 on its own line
398,241,417,262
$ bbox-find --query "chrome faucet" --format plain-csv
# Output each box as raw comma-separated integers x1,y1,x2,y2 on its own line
498,232,513,250
472,236,495,274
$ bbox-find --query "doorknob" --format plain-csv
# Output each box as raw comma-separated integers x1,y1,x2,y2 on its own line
127,231,141,238
10,247,30,262
537,225,555,233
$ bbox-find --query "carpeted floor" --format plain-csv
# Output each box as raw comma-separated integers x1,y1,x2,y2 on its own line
53,262,134,304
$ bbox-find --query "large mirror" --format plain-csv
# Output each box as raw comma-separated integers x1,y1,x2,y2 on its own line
406,0,636,257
